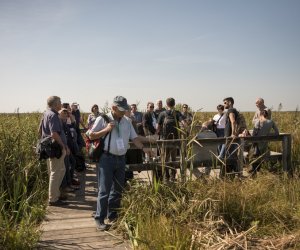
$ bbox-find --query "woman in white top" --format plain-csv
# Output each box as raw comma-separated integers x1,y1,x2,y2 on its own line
212,104,226,137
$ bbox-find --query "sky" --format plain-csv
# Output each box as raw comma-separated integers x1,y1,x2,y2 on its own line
0,0,299,113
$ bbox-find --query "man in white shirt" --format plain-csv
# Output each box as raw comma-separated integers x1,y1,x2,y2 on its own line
89,96,152,231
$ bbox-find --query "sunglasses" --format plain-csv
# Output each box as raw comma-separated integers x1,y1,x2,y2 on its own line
149,106,154,108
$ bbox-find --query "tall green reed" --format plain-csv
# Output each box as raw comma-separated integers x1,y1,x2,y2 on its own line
0,113,48,249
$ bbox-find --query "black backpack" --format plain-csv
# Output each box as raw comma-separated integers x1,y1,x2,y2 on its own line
162,110,179,139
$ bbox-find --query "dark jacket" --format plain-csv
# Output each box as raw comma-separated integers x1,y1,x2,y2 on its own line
142,111,156,135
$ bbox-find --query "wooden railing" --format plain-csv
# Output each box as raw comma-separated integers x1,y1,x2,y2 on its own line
127,133,292,175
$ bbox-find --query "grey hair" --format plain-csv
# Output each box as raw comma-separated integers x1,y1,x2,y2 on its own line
257,97,264,103
47,96,61,108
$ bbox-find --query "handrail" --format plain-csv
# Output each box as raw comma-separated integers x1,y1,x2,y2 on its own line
129,133,290,147
128,133,292,174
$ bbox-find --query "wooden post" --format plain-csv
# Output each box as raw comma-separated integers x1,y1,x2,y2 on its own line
282,134,292,175
160,140,166,183
238,138,244,176
180,138,187,182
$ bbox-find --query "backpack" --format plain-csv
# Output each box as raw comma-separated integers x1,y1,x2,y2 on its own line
236,111,247,135
162,110,179,139
85,114,110,162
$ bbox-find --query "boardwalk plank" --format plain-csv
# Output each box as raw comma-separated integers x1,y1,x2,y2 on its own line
37,164,130,249
41,231,119,241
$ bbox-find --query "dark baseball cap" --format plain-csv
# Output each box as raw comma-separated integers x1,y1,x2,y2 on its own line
113,96,130,111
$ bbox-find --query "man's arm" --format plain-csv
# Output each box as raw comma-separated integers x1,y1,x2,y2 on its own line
132,137,153,155
51,131,66,149
229,112,237,136
89,123,114,140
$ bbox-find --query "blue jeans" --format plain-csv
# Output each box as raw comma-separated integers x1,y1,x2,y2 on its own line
95,153,125,222
219,143,238,178
216,129,225,154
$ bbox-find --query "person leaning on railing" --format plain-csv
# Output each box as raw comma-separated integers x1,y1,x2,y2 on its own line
248,110,279,175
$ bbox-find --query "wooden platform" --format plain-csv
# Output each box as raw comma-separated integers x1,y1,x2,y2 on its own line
37,164,131,250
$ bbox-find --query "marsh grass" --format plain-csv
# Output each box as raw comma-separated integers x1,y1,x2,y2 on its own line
118,110,300,249
0,113,48,249
120,175,300,249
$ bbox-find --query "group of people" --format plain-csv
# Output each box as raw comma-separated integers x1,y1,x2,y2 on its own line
39,98,86,206
87,97,194,230
86,99,193,181
210,97,279,177
40,95,279,231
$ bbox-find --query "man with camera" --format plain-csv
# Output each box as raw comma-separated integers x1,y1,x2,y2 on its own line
40,96,69,206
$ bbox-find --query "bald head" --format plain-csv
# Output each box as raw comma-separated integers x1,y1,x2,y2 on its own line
255,97,265,109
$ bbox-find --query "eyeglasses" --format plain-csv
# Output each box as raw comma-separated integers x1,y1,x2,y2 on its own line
149,106,154,108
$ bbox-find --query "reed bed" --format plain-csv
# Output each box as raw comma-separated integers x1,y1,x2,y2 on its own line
119,173,300,249
0,113,47,249
118,110,300,249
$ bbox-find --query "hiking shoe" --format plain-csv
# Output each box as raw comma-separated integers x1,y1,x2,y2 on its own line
247,168,254,173
48,199,68,206
107,218,117,226
95,220,109,231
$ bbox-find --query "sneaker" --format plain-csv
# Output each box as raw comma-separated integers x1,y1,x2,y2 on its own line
95,220,109,231
48,199,68,206
59,194,68,200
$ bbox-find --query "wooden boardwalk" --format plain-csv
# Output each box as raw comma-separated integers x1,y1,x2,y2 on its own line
37,164,131,250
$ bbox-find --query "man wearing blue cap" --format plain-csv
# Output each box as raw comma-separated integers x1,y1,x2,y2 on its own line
89,96,152,230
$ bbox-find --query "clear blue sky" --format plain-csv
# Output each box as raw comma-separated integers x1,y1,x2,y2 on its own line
0,0,299,113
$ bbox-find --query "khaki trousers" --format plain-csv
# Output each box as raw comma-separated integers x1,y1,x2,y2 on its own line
47,149,66,202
